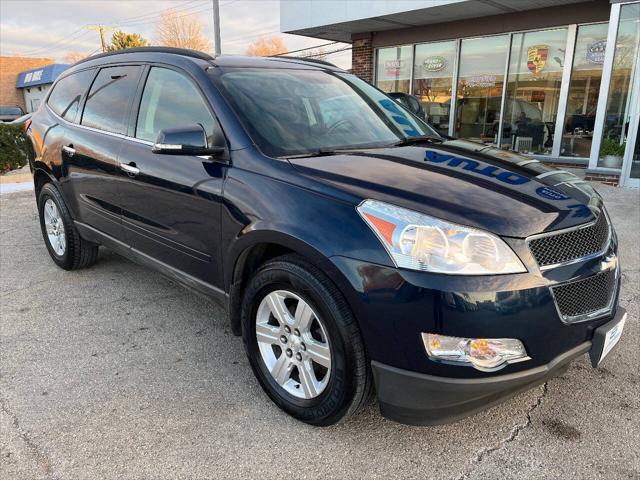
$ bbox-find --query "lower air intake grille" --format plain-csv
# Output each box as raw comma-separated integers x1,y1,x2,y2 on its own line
551,269,617,323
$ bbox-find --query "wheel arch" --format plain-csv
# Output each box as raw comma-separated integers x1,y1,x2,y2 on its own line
33,166,56,198
225,230,335,336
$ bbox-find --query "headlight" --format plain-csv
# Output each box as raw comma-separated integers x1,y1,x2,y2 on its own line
422,333,530,372
357,199,526,274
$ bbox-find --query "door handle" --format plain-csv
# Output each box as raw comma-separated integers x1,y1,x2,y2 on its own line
62,145,75,157
119,162,140,175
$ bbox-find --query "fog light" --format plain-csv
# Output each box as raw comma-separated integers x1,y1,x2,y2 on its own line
422,333,530,372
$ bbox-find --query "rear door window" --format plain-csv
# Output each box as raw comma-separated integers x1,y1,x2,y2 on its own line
47,69,95,122
81,65,142,135
135,67,215,145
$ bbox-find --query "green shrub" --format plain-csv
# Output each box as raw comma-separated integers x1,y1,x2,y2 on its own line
599,137,626,157
0,122,34,173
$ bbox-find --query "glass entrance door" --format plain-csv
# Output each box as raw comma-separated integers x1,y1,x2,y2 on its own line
621,37,640,188
622,121,640,187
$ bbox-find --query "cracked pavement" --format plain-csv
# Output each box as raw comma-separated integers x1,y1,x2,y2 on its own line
1,185,639,479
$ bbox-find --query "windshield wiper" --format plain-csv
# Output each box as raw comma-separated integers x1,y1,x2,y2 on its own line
282,147,372,159
390,135,444,147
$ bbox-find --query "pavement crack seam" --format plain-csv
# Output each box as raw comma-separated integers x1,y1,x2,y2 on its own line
0,397,59,480
456,382,548,480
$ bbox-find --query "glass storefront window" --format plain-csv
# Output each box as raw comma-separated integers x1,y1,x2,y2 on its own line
412,40,456,136
501,28,568,155
597,3,640,168
375,45,413,94
561,23,609,159
455,35,509,143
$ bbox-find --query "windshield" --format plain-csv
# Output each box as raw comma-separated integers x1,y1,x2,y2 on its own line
216,68,438,157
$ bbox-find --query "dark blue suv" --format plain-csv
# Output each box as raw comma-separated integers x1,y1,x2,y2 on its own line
27,47,626,426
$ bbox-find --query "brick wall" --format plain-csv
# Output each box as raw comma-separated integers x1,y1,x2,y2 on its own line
544,162,587,170
0,56,54,111
351,37,373,83
584,172,620,187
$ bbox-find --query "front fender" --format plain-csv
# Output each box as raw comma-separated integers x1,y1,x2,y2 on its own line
221,167,394,291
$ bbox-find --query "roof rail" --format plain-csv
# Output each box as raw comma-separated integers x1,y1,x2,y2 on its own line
270,55,339,68
72,47,215,67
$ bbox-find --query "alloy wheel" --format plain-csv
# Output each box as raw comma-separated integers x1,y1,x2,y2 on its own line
43,199,66,256
255,290,331,399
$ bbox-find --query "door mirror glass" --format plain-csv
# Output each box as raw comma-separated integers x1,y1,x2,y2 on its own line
152,124,224,156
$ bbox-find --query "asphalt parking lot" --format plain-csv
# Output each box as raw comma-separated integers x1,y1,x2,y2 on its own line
1,185,639,480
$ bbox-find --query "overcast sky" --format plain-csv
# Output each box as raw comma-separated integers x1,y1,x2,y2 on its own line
0,0,351,68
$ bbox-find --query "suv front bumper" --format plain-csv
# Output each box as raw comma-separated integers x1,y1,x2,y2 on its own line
372,307,626,426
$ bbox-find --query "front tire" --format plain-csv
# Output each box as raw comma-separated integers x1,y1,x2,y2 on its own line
241,254,372,426
38,183,98,270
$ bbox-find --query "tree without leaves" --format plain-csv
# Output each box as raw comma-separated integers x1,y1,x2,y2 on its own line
246,36,288,56
156,12,210,52
64,52,88,64
105,30,149,51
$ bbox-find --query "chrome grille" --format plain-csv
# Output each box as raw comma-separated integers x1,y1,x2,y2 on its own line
528,213,610,268
550,269,617,323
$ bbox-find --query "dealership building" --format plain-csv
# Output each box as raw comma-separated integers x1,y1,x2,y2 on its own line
281,0,640,187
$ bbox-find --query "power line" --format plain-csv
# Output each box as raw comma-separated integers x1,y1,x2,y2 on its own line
21,24,92,55
23,30,96,56
273,41,339,56
87,25,115,53
222,26,281,43
107,0,205,26
21,1,208,55
112,1,211,28
111,4,213,29
303,46,352,58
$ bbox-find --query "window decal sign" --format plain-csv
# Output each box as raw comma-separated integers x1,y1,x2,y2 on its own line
384,59,403,76
586,39,607,64
466,74,496,88
527,45,549,74
422,56,447,72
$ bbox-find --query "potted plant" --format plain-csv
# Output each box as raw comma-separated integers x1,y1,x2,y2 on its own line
599,138,625,168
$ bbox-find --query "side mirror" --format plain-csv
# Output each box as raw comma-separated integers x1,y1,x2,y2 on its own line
152,124,225,157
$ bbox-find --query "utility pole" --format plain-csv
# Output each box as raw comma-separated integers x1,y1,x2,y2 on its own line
87,25,114,52
212,0,221,55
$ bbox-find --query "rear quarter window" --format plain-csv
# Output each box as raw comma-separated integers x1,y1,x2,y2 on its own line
47,69,95,122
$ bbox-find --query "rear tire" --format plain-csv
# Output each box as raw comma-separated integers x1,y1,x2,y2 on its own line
38,183,98,270
241,254,372,426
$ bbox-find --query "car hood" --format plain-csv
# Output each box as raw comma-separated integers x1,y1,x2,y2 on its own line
287,140,602,238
